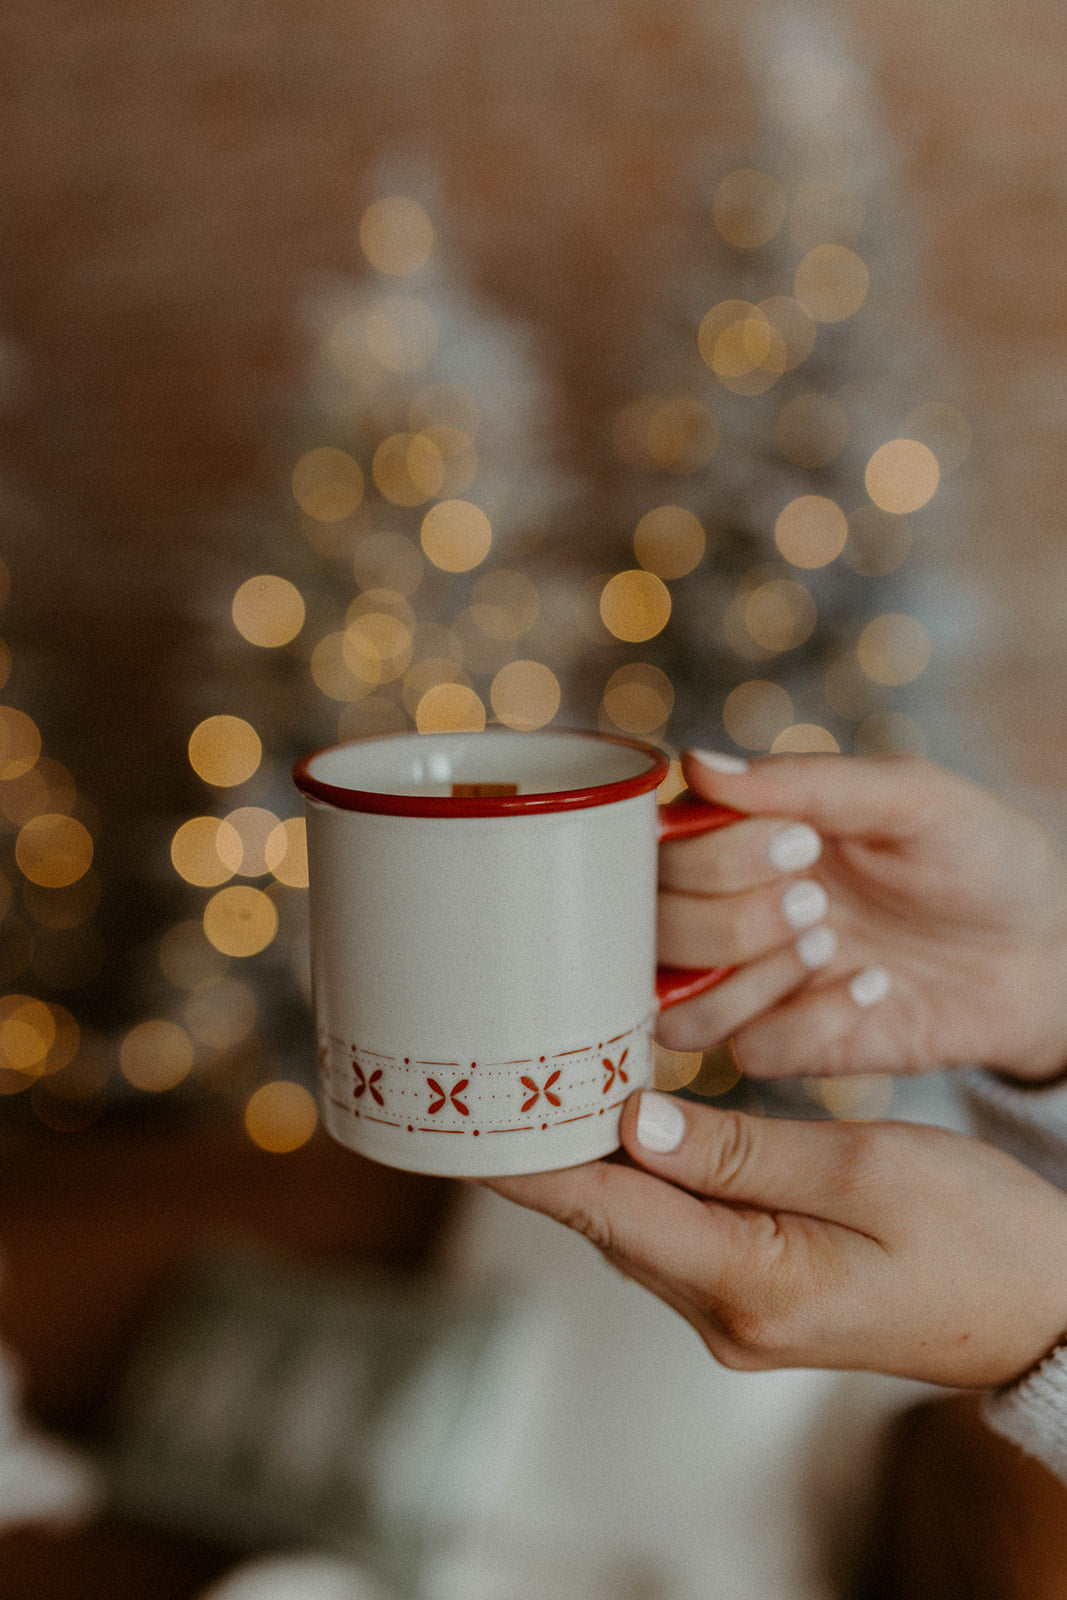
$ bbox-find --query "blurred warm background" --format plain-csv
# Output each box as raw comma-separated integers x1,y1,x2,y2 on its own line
0,0,1063,1594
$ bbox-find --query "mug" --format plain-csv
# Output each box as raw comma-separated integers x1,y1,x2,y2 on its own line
293,729,738,1177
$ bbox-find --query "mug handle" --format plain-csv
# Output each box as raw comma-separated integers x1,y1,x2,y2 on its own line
655,799,744,1012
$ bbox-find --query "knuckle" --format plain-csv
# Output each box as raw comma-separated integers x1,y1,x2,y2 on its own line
698,1109,758,1195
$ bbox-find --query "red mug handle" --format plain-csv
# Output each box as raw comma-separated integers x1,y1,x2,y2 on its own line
655,799,744,1012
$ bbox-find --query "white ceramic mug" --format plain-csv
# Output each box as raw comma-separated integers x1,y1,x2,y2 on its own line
294,729,738,1177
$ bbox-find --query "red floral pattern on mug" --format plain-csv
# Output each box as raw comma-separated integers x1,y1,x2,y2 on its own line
520,1069,562,1113
602,1049,629,1094
427,1077,470,1115
353,1062,384,1105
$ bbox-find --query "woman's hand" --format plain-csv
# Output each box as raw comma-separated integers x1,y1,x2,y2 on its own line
485,1092,1067,1389
658,751,1067,1083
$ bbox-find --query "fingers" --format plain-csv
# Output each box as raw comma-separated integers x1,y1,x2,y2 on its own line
681,748,962,841
655,925,839,1051
732,964,902,1080
659,814,822,895
658,870,831,967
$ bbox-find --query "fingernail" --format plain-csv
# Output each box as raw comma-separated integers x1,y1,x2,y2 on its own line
635,1090,687,1153
768,822,822,872
796,924,837,969
690,748,749,774
850,967,891,1007
782,879,829,930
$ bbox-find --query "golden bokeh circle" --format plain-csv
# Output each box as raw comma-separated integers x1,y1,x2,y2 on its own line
771,723,841,754
744,579,818,652
232,575,306,647
292,448,365,523
723,680,794,750
16,813,93,888
359,197,435,276
633,506,706,580
602,663,675,735
120,1019,195,1092
188,715,262,787
490,660,561,731
171,816,238,888
203,885,279,957
864,439,940,514
415,682,486,734
223,806,281,877
420,500,492,573
794,244,869,323
857,614,932,686
599,571,672,643
774,495,848,569
0,707,42,780
245,1080,319,1153
265,818,309,888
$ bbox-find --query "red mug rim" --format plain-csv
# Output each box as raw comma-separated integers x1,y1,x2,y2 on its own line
292,728,671,818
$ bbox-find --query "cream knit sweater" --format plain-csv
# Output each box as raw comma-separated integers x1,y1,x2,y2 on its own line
961,1068,1067,1484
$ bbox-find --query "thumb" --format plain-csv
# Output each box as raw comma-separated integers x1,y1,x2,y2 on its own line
682,748,961,841
620,1090,888,1235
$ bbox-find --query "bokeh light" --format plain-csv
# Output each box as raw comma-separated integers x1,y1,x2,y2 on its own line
170,816,241,887
415,682,486,733
184,977,257,1052
0,757,78,828
633,506,706,580
188,716,262,787
809,1074,893,1120
902,402,971,474
652,1043,704,1091
602,663,675,734
158,919,230,990
0,707,42,780
712,168,788,248
359,196,435,276
774,495,848,568
223,807,281,877
311,631,377,701
119,1019,195,1092
245,1080,318,1152
372,431,443,507
292,448,365,523
420,500,492,572
203,885,279,957
865,439,940,513
775,392,849,468
771,724,841,754
744,578,818,652
723,680,794,749
16,813,93,888
600,571,672,643
232,576,306,648
265,818,309,888
794,244,869,322
490,660,561,730
856,614,932,685
613,396,719,470
843,505,913,577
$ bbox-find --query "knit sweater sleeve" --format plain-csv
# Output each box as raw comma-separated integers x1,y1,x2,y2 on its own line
958,1068,1067,1483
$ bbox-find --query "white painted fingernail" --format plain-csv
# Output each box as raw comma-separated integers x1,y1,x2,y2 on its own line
635,1090,687,1153
690,749,749,774
796,924,838,969
850,967,891,1007
782,879,829,929
768,822,822,872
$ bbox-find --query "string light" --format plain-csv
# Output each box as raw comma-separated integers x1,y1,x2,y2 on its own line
723,680,794,749
15,814,93,888
420,500,492,572
856,614,932,685
188,716,262,788
292,448,365,523
865,439,940,513
744,578,818,652
171,816,241,887
0,707,41,780
794,244,869,322
602,663,675,734
774,495,848,568
771,723,841,753
244,1080,318,1153
415,682,486,733
599,570,672,643
359,197,435,277
489,660,561,731
232,576,306,648
119,1019,195,1092
633,507,706,580
202,885,279,957
264,818,308,888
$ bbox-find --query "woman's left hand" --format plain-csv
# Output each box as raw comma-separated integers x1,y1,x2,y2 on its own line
484,1091,1067,1389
